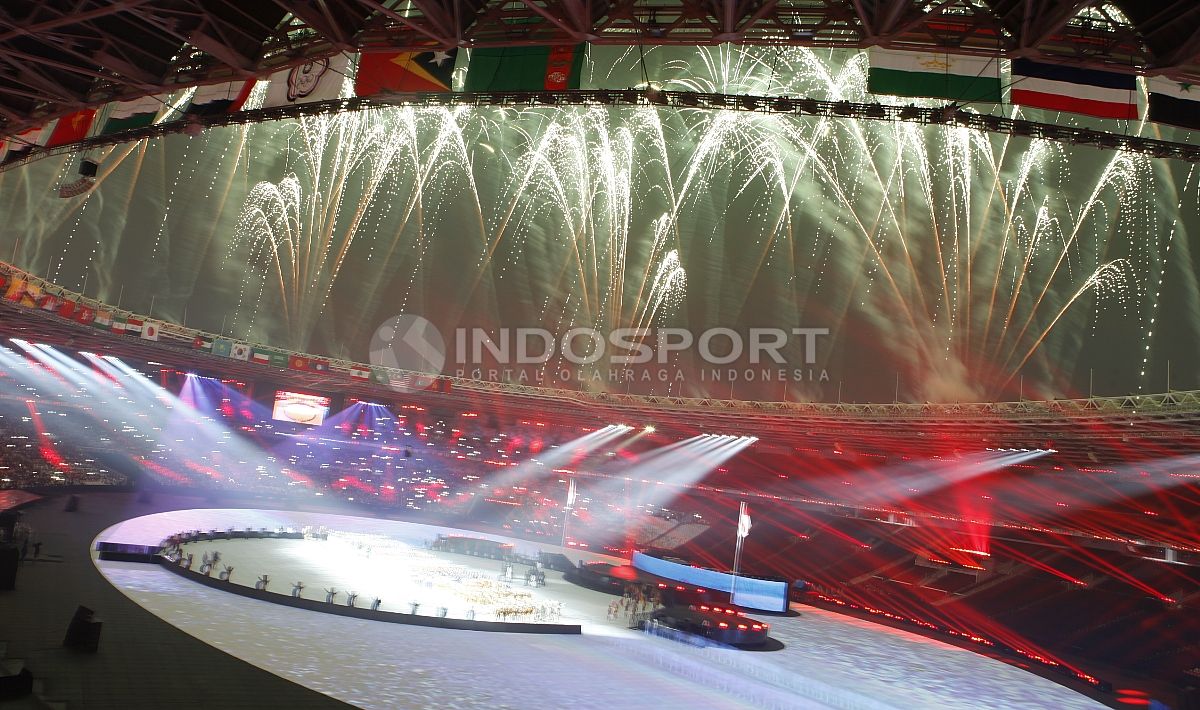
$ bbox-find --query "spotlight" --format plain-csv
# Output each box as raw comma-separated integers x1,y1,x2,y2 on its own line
643,425,656,433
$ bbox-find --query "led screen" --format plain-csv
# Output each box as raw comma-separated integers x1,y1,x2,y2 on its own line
272,391,330,426
632,551,789,612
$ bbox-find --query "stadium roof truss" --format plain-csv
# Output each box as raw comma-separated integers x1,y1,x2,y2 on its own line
1,0,1198,133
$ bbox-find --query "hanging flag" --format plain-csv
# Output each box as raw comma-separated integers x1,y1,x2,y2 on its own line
1010,59,1138,120
140,320,161,341
369,368,391,385
192,335,213,351
269,352,289,368
311,360,330,373
93,310,113,329
736,502,752,539
229,343,251,361
261,54,350,108
75,306,96,325
464,44,586,92
289,355,312,371
355,50,458,96
186,81,255,116
349,365,371,381
111,316,127,334
56,299,76,319
1147,78,1200,131
3,124,50,160
251,347,272,365
867,49,1001,103
211,339,234,358
102,95,165,134
125,317,144,336
46,109,97,147
39,294,60,311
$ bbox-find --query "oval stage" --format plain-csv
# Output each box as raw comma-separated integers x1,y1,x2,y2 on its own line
93,508,1110,710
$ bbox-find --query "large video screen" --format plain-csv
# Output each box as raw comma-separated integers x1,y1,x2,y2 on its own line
272,391,331,426
632,551,789,612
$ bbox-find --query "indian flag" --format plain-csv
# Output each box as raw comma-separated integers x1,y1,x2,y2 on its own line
867,49,1002,103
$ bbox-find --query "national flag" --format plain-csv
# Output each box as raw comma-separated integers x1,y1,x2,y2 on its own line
211,339,234,358
75,306,96,325
102,95,165,134
289,355,312,371
311,360,330,373
1010,59,1138,120
1148,78,1200,131
736,502,752,539
4,124,50,160
111,316,127,334
46,109,97,147
57,299,76,319
867,49,1001,103
39,294,60,311
355,50,458,96
192,335,213,351
369,368,391,385
229,342,251,361
4,279,38,307
269,352,289,368
124,317,144,336
464,44,586,92
140,320,161,341
186,81,255,116
262,54,350,108
93,310,113,328
251,348,272,365
349,365,371,381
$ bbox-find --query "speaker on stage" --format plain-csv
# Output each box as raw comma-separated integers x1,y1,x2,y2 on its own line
0,545,18,590
63,605,102,652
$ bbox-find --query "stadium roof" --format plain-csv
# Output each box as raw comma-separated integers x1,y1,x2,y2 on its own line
1,0,1198,134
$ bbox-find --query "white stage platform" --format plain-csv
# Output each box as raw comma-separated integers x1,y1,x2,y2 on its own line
94,509,1109,710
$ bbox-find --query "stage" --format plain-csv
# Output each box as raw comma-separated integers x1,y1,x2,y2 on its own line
94,508,1110,709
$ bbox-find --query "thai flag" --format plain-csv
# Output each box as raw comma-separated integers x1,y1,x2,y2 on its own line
1010,59,1138,120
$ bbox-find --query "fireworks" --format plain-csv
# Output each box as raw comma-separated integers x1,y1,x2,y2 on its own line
0,46,1194,401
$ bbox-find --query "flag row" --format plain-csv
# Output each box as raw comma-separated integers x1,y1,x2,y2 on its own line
868,49,1199,129
0,45,587,161
0,270,453,392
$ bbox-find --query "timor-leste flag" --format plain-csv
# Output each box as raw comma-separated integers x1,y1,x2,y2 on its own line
464,44,586,92
355,50,458,96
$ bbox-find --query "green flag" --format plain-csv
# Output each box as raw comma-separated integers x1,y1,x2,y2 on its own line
465,44,586,92
102,95,164,135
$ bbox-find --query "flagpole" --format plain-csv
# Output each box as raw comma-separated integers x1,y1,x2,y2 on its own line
731,500,747,606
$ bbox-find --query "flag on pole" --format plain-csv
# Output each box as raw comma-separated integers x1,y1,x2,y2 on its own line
867,49,1002,103
1010,59,1138,120
355,50,458,96
261,54,350,108
737,502,752,539
464,44,586,92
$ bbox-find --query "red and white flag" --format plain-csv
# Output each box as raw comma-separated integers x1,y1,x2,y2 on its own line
349,366,370,381
125,317,144,336
1010,59,1138,120
140,320,161,341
